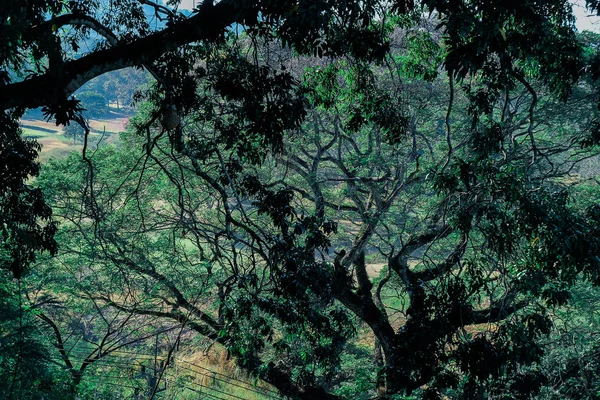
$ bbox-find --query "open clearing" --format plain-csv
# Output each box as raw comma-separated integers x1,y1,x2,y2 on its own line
19,109,131,162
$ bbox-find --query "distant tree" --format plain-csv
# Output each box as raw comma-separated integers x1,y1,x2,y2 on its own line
75,92,108,118
91,68,151,109
0,271,70,400
101,79,120,108
63,123,85,143
114,68,151,108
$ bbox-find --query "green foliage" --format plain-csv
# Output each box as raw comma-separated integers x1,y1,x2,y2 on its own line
84,68,151,108
0,272,71,399
0,112,56,279
207,53,307,159
76,91,108,118
63,122,85,143
397,31,443,81
5,0,600,399
303,61,409,144
424,0,582,98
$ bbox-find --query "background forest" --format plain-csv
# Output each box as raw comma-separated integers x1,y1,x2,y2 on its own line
3,0,600,399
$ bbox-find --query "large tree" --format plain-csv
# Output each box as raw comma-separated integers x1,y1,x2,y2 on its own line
38,32,600,400
4,0,600,399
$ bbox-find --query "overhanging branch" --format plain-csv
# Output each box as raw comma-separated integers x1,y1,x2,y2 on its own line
0,0,237,111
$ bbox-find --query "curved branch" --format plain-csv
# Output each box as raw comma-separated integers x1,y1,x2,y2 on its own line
412,232,467,282
1,0,237,110
107,250,220,330
95,296,221,341
31,14,119,46
512,72,539,164
138,0,176,20
95,296,341,399
36,312,75,372
389,225,452,304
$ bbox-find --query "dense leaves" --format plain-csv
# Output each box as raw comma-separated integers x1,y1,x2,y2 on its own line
0,112,56,279
4,0,600,399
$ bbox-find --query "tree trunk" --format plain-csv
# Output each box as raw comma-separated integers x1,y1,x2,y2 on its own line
374,339,386,396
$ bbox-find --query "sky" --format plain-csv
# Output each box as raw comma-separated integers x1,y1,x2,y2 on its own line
573,0,600,32
177,0,196,9
175,0,600,33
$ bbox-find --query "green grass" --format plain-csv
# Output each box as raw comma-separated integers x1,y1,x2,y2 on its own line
21,127,62,139
21,124,59,134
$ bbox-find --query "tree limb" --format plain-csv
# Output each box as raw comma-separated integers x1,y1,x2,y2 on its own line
0,0,237,110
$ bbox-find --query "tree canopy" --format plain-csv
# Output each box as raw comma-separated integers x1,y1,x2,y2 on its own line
3,0,600,399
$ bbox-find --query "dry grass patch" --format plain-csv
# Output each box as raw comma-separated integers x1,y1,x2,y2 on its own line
366,263,388,278
89,117,129,134
36,137,79,163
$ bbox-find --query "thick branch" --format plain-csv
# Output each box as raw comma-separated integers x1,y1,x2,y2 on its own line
389,226,452,284
331,255,396,357
37,312,75,372
388,225,452,308
0,0,237,110
412,233,467,282
30,14,118,46
96,296,220,341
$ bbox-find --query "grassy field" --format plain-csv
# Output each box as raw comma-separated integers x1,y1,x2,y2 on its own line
19,109,131,163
